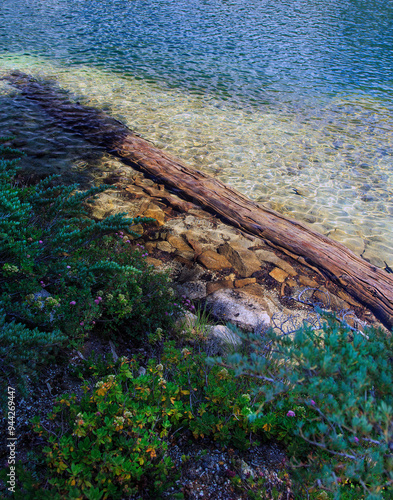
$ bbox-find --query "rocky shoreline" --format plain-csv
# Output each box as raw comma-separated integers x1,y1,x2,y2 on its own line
88,158,386,336
2,155,388,500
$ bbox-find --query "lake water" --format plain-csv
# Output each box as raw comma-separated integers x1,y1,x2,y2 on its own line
0,0,392,267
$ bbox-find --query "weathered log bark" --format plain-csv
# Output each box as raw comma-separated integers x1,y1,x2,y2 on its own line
5,71,393,328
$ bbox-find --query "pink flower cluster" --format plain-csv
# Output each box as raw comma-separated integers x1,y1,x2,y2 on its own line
181,295,195,311
136,243,148,257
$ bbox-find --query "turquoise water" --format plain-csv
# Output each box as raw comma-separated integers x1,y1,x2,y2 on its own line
0,0,392,266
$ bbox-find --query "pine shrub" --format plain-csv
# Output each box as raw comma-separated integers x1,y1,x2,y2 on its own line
0,137,178,393
0,310,66,403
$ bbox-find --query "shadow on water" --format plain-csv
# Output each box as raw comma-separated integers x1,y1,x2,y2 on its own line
0,77,114,189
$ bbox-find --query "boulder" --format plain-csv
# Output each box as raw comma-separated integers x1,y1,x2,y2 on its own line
145,256,163,268
234,277,256,288
175,311,198,331
269,267,289,283
236,284,277,317
218,243,260,277
176,281,207,300
206,289,270,331
197,250,232,270
142,203,166,226
167,234,194,254
206,325,242,355
156,240,173,253
206,280,234,295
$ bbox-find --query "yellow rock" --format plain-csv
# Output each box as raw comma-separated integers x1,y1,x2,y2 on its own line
142,203,166,226
197,250,232,270
269,267,289,283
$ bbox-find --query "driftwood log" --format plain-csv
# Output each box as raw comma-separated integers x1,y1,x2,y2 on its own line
5,71,393,329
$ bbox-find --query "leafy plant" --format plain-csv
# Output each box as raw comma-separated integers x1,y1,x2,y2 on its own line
30,359,177,499
0,310,66,404
215,313,393,498
0,136,179,333
0,137,180,395
6,342,286,499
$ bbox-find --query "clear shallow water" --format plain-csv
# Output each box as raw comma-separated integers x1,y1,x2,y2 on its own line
0,0,392,266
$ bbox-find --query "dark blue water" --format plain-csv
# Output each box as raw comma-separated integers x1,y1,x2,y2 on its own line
1,0,393,106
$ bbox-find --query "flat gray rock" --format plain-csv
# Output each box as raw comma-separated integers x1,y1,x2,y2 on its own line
176,281,207,300
206,324,242,355
206,289,270,331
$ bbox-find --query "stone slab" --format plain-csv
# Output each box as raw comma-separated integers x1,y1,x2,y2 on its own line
206,289,270,331
218,243,261,277
197,250,232,270
269,267,289,283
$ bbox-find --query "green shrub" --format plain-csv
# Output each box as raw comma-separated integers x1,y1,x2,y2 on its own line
0,138,178,340
215,314,393,498
30,360,177,499
0,136,180,402
0,311,66,404
6,342,285,499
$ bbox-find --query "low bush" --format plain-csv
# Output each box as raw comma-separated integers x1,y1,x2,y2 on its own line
3,317,392,499
0,137,178,395
3,342,289,499
214,315,393,498
2,137,392,499
0,311,66,403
